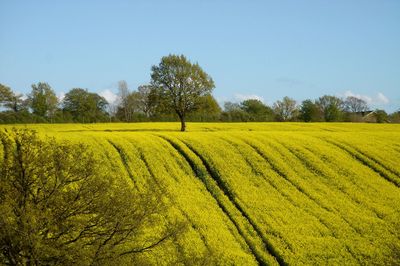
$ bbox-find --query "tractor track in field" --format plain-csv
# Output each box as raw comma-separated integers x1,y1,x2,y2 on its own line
132,140,214,255
128,139,214,254
156,135,284,266
218,136,340,236
91,137,125,176
239,137,334,215
345,143,400,177
176,207,214,254
281,140,382,219
137,143,211,252
269,138,379,232
231,136,379,262
180,139,287,266
238,137,365,241
319,138,400,188
107,139,136,183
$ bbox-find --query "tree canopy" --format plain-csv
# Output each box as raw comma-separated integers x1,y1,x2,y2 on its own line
273,96,298,121
28,82,58,118
0,129,180,265
299,99,322,122
343,96,369,113
240,99,274,122
316,95,344,122
62,88,108,123
150,54,215,131
0,84,25,112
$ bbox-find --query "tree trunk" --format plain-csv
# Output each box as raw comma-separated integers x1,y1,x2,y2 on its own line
179,115,186,132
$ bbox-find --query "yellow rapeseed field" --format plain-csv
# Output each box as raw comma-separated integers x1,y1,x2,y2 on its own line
1,122,399,265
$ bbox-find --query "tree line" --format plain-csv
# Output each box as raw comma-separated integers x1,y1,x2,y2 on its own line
1,55,399,129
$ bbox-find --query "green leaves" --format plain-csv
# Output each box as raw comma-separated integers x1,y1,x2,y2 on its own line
62,88,108,123
151,54,215,131
29,82,59,117
0,83,25,112
0,129,175,265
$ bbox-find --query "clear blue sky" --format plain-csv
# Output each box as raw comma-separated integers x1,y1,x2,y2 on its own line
1,0,399,111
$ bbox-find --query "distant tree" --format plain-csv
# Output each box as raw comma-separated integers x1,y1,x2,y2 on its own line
187,94,222,121
221,101,249,122
299,99,321,122
343,96,369,113
224,102,241,112
63,88,108,123
273,96,299,121
117,80,131,121
240,99,274,121
374,109,388,123
137,85,159,118
0,84,26,112
116,90,145,122
0,84,14,106
316,95,344,122
28,82,58,118
389,110,400,123
151,54,215,131
0,129,182,265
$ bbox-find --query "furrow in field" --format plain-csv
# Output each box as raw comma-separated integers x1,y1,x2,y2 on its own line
320,138,400,187
237,135,364,239
218,135,367,262
175,207,214,254
139,150,165,186
281,141,381,214
343,141,400,178
181,139,289,266
300,138,396,202
107,139,136,183
238,133,400,262
277,134,400,217
157,135,281,266
226,133,380,240
268,135,400,239
268,137,386,231
218,135,336,235
129,134,260,265
90,137,131,180
239,137,336,214
125,137,215,255
116,135,243,263
179,134,364,264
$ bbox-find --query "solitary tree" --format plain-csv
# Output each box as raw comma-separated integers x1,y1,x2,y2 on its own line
150,54,215,131
28,82,58,118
